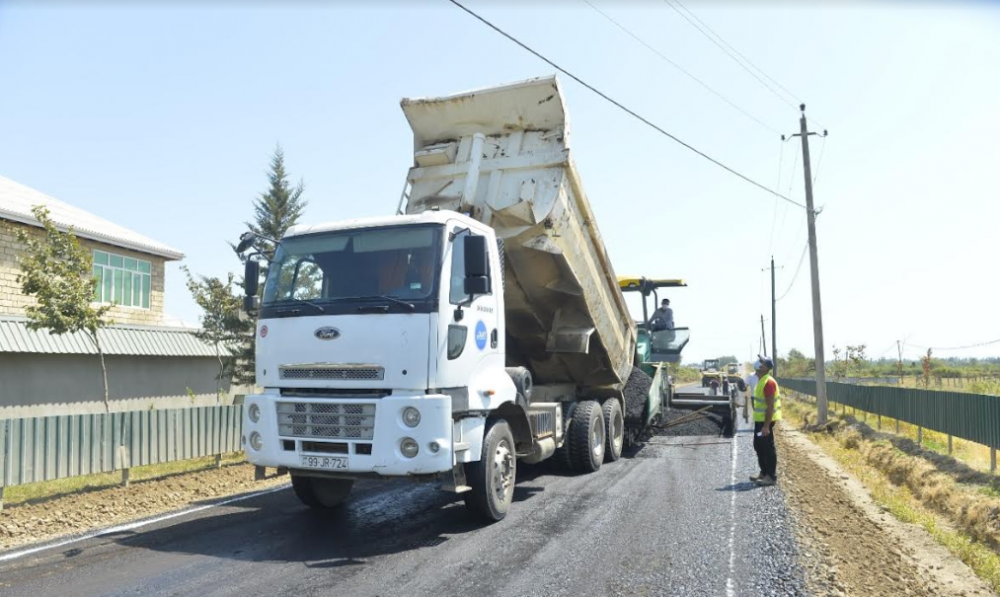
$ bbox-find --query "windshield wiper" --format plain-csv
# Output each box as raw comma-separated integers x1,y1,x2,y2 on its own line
373,294,415,312
273,299,325,313
343,294,415,312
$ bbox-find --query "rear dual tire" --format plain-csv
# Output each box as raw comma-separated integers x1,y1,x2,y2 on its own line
569,400,605,472
602,399,624,462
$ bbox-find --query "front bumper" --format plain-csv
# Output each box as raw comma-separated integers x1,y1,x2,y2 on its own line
243,391,453,477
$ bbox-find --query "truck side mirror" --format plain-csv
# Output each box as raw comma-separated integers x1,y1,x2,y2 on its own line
244,258,260,298
464,235,488,277
235,231,257,254
243,295,260,312
464,276,489,295
463,235,490,297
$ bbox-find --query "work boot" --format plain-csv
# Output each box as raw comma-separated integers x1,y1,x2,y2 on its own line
754,475,776,486
749,472,763,482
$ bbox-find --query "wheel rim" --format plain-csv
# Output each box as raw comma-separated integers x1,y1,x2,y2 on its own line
492,438,514,504
592,416,605,459
612,410,624,454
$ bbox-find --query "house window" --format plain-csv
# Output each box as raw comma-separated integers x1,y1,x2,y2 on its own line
93,250,151,308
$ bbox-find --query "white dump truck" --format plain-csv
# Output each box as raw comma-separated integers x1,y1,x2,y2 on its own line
237,77,642,521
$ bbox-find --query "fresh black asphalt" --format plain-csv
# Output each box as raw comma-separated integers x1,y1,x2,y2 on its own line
0,388,807,597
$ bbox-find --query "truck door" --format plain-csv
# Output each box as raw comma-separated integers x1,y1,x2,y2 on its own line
437,224,503,389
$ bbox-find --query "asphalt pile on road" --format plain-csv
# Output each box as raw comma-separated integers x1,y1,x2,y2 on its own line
624,367,729,437
623,366,653,426
655,407,729,437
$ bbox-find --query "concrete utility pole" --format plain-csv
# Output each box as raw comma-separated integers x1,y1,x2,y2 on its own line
760,314,768,357
772,256,777,376
764,257,783,376
784,105,829,423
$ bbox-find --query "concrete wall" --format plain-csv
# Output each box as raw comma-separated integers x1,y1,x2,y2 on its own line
0,219,168,326
0,353,237,417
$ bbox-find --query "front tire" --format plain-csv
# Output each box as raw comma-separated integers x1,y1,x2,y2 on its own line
569,401,605,472
291,475,353,509
464,419,517,522
602,399,624,462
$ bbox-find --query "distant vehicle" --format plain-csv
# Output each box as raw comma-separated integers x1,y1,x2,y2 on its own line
701,358,722,387
726,363,747,391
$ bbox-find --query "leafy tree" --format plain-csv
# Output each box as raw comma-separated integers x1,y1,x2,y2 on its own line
248,145,306,259
8,206,113,410
182,267,253,398
778,348,815,378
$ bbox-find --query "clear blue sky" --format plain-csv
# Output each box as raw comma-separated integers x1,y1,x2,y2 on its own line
1,2,998,365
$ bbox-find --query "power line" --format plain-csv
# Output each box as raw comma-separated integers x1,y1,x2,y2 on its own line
907,338,1000,352
663,0,799,111
582,0,781,135
448,0,807,211
775,240,807,301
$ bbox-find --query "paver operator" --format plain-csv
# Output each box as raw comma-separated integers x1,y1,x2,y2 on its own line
750,357,781,487
649,298,674,331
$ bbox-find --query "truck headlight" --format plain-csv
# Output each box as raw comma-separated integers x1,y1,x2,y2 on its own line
400,437,419,458
402,407,421,428
248,403,261,423
250,432,263,451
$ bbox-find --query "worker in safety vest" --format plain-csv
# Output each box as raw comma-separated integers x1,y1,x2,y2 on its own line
750,357,781,486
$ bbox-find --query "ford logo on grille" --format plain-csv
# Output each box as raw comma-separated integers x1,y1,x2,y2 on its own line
314,327,341,340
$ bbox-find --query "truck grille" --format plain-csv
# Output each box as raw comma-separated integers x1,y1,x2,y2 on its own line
276,402,377,440
279,365,384,381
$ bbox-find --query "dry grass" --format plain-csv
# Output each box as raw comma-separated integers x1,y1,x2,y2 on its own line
3,452,246,508
786,398,1000,593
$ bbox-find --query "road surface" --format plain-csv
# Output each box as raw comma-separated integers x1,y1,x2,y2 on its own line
0,388,806,597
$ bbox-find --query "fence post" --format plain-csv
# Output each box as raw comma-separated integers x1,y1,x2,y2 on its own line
895,418,900,434
947,435,953,455
917,427,923,446
0,486,4,512
215,454,222,468
120,445,130,488
992,448,997,475
877,414,881,430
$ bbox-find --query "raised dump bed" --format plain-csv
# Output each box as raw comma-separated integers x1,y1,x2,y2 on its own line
400,76,635,392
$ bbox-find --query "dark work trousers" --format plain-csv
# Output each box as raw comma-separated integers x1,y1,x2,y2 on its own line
753,421,777,479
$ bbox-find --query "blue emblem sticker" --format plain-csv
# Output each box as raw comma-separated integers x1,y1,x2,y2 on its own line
475,320,488,351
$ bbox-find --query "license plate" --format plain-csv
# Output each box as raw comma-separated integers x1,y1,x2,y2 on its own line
299,455,349,470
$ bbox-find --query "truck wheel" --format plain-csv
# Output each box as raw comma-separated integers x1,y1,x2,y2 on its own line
464,419,516,522
291,474,353,509
602,399,624,462
554,440,573,470
569,401,604,473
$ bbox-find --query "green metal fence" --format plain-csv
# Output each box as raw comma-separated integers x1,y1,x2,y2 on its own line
0,405,244,498
780,378,1000,449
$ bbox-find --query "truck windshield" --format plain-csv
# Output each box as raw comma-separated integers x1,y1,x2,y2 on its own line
261,224,444,311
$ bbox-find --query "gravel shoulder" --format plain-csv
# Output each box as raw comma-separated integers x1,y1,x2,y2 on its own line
1,461,289,553
779,425,994,597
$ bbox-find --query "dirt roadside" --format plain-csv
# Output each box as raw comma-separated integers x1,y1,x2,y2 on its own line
778,425,994,597
0,463,289,553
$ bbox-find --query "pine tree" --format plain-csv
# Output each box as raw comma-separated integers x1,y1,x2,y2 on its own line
249,145,306,258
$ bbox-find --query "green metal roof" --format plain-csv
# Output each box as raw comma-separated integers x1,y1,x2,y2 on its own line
0,317,226,357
